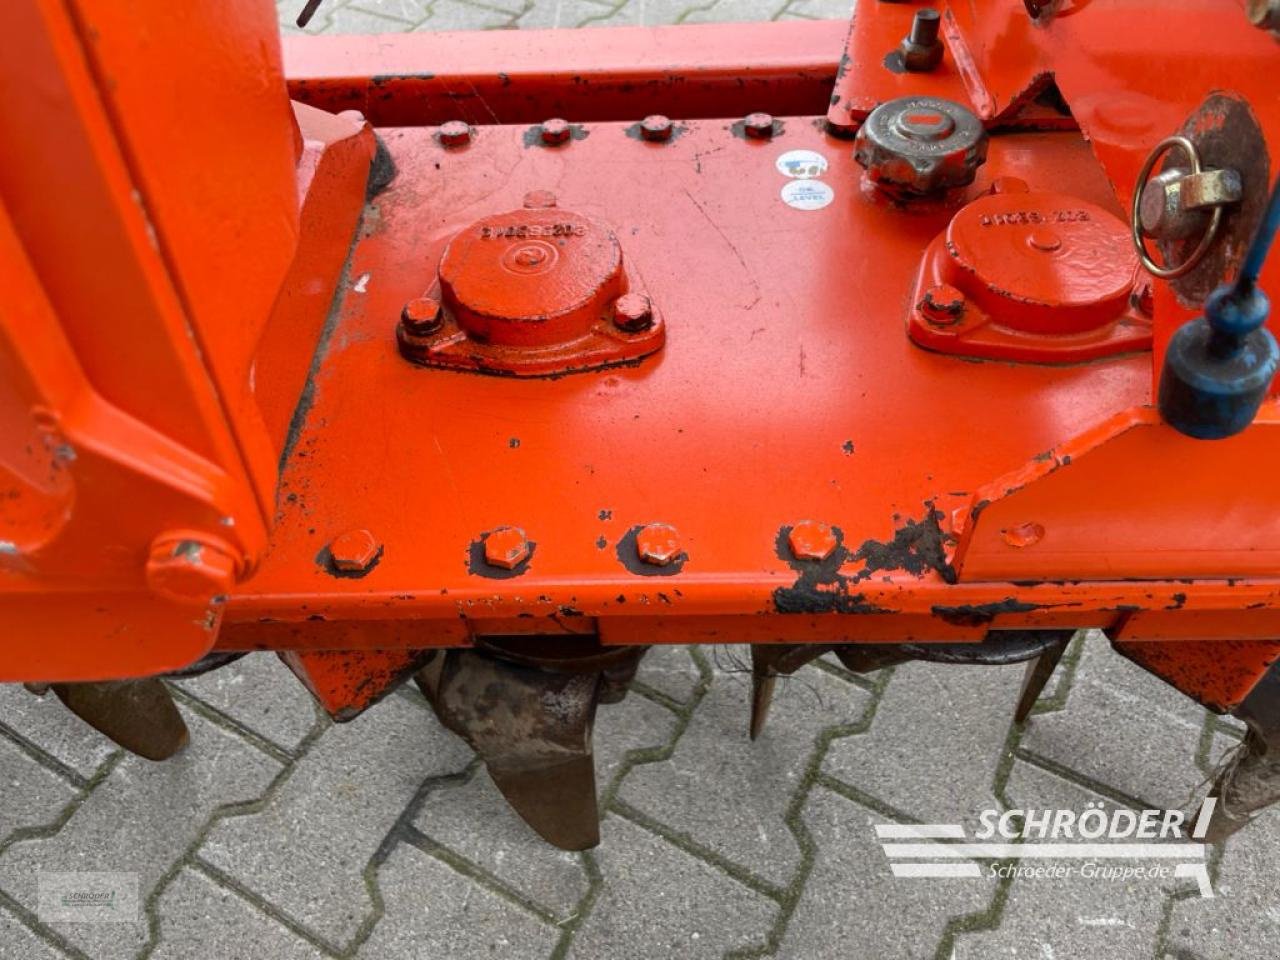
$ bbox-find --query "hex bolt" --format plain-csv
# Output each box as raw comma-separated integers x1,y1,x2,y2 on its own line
788,521,838,562
401,296,444,336
540,118,572,146
636,523,683,566
899,9,944,72
640,115,674,142
743,113,775,140
145,533,239,605
920,284,966,326
523,189,558,208
614,293,653,332
439,120,472,147
328,528,381,572
484,526,531,570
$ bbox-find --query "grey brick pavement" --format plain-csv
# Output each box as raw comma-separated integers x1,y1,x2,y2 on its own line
2,633,1273,959
3,3,1276,958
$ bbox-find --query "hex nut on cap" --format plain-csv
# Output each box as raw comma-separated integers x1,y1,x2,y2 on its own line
523,189,558,208
145,533,238,605
920,284,966,326
484,526,531,570
788,521,838,561
439,121,472,147
329,529,381,572
401,297,443,336
614,293,653,332
636,523,683,566
540,118,571,145
854,96,988,196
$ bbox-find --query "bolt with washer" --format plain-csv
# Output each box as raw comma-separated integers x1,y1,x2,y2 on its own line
898,9,944,71
640,115,674,142
439,121,472,147
920,284,966,326
401,296,444,336
328,529,382,572
743,113,775,140
636,523,683,566
540,118,572,146
788,521,839,561
614,293,653,332
484,526,531,570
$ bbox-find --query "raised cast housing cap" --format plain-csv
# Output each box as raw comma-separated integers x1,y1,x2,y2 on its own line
854,96,988,195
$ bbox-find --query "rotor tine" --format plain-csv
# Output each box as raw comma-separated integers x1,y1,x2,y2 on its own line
1195,730,1280,843
420,650,602,850
50,678,189,761
1013,636,1070,723
750,668,777,742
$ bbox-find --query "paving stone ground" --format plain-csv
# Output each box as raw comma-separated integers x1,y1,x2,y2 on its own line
3,633,1274,960
5,4,1277,959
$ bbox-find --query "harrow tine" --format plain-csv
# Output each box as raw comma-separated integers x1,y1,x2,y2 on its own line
749,644,834,740
417,649,603,850
1013,635,1070,723
49,678,189,761
1196,730,1280,843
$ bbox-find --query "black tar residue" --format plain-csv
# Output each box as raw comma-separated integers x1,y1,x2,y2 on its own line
772,506,958,615
315,544,384,580
931,599,1041,627
522,123,590,148
616,526,687,577
622,121,689,144
466,535,536,579
366,135,397,199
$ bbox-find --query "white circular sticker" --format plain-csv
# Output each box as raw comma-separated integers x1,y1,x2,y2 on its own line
781,179,834,211
775,150,829,179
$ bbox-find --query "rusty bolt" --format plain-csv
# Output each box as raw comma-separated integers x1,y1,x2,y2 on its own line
640,115,674,142
145,533,238,605
920,284,966,326
439,120,472,147
401,296,444,336
329,528,381,572
788,520,839,562
636,523,683,567
743,112,775,140
898,9,944,71
484,526,531,569
540,118,572,146
523,189,558,208
614,293,653,332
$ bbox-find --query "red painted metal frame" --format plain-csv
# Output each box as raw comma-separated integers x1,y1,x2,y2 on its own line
5,3,1280,722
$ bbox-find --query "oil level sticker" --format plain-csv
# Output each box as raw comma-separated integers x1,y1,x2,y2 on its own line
780,179,834,211
775,150,829,179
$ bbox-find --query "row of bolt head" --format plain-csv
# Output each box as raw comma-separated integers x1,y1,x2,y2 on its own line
436,113,778,147
325,523,686,573
400,291,651,336
326,519,846,576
